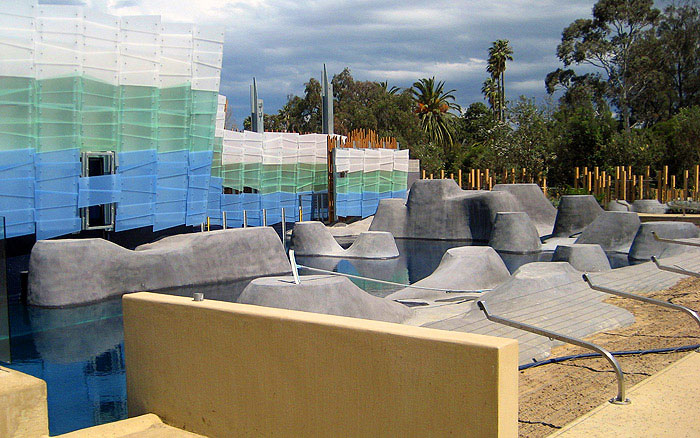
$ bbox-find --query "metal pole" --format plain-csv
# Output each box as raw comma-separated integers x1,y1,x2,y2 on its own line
289,249,301,285
200,223,205,232
243,210,248,228
651,231,700,248
583,273,700,335
476,301,630,405
298,206,303,222
222,211,227,230
651,256,700,278
281,207,286,244
262,209,267,227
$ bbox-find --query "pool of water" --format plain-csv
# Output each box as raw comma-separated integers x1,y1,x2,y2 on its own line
1,238,634,435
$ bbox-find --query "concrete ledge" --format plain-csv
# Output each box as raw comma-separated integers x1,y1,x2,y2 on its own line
124,292,519,438
54,414,206,437
292,222,399,259
0,367,48,438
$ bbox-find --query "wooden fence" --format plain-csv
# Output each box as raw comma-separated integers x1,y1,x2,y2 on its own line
421,168,548,195
574,165,700,204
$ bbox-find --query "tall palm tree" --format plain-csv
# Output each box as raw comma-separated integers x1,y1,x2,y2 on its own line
410,77,460,147
487,39,514,121
481,77,499,118
379,81,401,95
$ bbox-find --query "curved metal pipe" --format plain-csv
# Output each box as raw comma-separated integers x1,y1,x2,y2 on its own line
476,300,629,404
650,255,700,278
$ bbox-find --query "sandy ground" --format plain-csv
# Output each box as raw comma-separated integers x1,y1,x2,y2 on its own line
518,277,700,438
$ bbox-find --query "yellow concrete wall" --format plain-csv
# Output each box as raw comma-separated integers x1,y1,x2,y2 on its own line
123,292,518,438
0,367,49,438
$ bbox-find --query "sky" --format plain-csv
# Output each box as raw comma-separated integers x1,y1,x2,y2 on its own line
42,0,604,128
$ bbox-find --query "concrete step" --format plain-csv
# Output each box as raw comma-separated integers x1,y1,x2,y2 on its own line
52,414,206,438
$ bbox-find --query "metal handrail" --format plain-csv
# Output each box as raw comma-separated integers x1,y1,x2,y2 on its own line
650,256,700,278
583,273,700,336
651,231,700,248
476,301,630,405
288,249,301,284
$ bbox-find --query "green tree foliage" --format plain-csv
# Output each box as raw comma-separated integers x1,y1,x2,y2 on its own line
553,0,661,131
410,77,460,149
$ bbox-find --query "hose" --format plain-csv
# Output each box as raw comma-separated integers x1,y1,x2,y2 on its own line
519,344,700,370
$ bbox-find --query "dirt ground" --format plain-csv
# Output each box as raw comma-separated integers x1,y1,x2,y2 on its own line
518,276,700,438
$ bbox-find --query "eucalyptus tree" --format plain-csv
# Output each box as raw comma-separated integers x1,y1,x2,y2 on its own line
554,0,661,131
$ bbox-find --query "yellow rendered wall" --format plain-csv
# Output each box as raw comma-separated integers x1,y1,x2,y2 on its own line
123,292,518,437
0,367,49,438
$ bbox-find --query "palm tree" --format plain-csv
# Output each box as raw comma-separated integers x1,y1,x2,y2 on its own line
481,77,499,118
379,81,401,95
410,77,460,147
487,39,514,121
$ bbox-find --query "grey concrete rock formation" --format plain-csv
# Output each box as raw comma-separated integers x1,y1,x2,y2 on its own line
291,221,399,259
423,262,634,364
386,246,511,302
488,212,542,254
628,221,700,260
370,179,528,241
28,228,292,307
632,199,669,214
606,200,631,211
575,211,641,252
552,195,603,237
552,244,611,272
237,274,412,323
492,184,556,236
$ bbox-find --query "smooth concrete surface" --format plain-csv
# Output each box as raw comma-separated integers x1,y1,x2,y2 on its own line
552,244,611,272
631,198,669,214
488,212,542,254
552,195,603,237
237,275,412,323
0,367,48,438
628,221,700,260
291,221,399,259
548,352,700,438
574,211,641,253
370,179,529,241
123,292,519,438
386,246,511,302
423,262,634,363
28,228,291,307
54,414,206,437
606,199,630,211
492,184,557,236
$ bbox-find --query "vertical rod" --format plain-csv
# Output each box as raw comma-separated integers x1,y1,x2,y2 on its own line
281,207,286,244
243,210,248,228
222,211,228,230
262,209,267,227
458,169,462,188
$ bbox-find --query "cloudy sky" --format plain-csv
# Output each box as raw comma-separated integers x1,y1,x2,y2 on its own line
47,0,604,127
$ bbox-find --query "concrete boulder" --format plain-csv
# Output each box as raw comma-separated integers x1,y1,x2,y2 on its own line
628,221,700,260
606,200,631,211
237,274,412,323
488,212,542,254
552,195,603,237
386,246,511,302
492,184,556,236
291,221,399,259
552,244,611,272
632,199,669,214
575,211,641,252
370,179,525,241
28,228,292,307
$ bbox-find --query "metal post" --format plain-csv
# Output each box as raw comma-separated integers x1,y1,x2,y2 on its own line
289,249,301,284
476,301,630,404
583,273,700,335
281,208,286,244
651,256,700,278
298,206,303,222
243,210,248,228
222,211,227,230
200,223,205,232
262,209,267,227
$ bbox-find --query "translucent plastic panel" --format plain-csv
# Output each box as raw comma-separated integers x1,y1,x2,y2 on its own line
36,76,80,152
0,77,35,151
118,85,158,152
158,85,191,152
81,77,118,151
